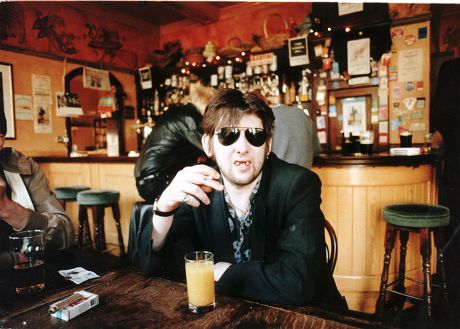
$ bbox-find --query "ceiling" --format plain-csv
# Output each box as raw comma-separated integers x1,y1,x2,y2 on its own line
86,1,241,27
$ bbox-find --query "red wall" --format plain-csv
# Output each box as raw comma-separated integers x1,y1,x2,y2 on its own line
160,2,312,53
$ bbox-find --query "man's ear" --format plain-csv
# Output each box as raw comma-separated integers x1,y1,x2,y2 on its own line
202,134,214,157
266,137,272,156
0,135,5,149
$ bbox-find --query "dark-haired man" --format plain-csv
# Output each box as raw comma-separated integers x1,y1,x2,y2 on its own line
150,89,345,310
0,109,74,270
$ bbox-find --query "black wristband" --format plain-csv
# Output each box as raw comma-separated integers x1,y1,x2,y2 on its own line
153,198,177,217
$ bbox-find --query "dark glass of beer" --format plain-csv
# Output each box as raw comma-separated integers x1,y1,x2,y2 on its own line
400,131,413,147
360,131,374,155
9,230,46,294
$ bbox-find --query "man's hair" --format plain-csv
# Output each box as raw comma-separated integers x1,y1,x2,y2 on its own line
189,82,216,115
202,88,275,138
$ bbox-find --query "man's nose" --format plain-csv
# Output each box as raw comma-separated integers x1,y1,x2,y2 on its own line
234,131,249,153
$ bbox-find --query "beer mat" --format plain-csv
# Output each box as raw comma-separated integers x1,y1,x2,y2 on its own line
58,267,99,284
389,147,421,156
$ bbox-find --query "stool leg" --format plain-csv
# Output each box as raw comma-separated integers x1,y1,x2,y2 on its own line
111,203,126,256
397,230,409,294
420,227,433,317
376,224,396,318
92,206,105,251
433,228,449,304
84,216,93,246
58,199,66,210
77,204,88,248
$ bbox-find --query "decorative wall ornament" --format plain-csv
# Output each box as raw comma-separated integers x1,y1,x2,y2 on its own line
443,27,460,53
85,24,123,62
0,2,25,44
32,12,76,54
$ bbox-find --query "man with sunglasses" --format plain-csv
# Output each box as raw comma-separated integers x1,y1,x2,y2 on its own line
149,89,345,310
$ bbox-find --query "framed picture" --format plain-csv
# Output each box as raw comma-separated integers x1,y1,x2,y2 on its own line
0,62,15,139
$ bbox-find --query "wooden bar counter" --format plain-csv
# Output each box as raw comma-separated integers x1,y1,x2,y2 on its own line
35,152,438,313
311,152,438,313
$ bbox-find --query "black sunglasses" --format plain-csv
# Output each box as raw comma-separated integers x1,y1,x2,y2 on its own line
215,127,267,147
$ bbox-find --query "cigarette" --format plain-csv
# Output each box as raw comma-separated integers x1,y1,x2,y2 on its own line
48,293,87,314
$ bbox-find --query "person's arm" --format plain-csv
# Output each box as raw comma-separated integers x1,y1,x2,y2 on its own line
216,171,327,306
151,164,223,251
19,158,74,249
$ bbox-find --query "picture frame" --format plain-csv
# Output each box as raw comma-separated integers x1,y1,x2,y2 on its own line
0,62,15,139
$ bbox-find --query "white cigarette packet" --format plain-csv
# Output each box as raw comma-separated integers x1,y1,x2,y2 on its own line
50,290,99,321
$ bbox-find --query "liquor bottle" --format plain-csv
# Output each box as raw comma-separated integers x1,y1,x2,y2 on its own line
289,82,296,105
299,70,310,102
153,89,160,116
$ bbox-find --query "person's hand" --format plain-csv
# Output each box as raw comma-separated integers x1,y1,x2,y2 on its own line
156,164,223,213
0,176,30,230
0,176,7,209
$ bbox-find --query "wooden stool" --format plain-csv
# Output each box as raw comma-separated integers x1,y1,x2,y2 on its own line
76,189,125,256
376,203,450,318
53,186,91,245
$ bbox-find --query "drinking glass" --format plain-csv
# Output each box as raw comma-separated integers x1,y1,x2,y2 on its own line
184,251,215,313
359,131,374,155
400,131,413,147
9,230,46,294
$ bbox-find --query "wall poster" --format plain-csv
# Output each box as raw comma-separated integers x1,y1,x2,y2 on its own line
0,63,15,138
342,97,367,136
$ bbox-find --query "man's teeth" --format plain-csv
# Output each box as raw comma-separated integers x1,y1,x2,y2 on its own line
234,161,250,166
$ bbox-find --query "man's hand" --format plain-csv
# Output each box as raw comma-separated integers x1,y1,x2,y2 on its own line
0,176,30,230
155,164,224,214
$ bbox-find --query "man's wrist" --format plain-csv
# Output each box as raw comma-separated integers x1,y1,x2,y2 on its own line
153,198,177,217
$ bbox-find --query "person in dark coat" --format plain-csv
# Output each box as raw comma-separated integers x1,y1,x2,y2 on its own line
134,82,215,203
149,89,346,311
431,58,460,321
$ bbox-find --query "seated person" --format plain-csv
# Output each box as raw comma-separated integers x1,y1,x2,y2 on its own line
149,89,346,310
0,111,74,270
134,81,215,203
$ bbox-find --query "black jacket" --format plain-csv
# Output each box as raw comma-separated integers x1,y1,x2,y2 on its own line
151,154,345,310
134,103,206,202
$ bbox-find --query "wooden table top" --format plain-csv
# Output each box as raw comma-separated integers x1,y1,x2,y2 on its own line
0,248,390,328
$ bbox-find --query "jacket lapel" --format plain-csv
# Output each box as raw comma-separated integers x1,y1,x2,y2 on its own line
250,159,271,261
208,190,234,262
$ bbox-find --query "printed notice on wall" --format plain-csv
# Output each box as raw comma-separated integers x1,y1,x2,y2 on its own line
14,95,33,120
288,36,309,66
398,49,423,82
347,38,370,75
31,75,52,105
338,3,363,16
83,67,111,91
34,103,52,133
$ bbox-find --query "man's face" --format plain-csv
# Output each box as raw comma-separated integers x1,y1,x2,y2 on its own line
203,113,271,188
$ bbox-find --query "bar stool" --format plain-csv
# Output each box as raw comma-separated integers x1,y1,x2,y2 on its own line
53,186,92,245
76,189,126,256
376,203,450,318
53,185,90,209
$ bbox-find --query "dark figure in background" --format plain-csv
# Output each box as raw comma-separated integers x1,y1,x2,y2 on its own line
134,82,215,203
0,110,74,271
431,58,460,318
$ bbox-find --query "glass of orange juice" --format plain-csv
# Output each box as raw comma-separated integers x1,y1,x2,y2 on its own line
184,251,215,313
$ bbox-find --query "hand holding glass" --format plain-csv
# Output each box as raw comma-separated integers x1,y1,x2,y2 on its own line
184,251,215,313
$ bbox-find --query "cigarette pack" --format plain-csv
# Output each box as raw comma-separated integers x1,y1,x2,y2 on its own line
50,291,99,321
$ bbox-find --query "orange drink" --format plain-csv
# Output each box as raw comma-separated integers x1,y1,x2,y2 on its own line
184,251,215,313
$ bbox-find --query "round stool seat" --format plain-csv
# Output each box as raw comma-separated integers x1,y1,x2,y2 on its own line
383,203,450,228
54,186,90,200
77,189,120,205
